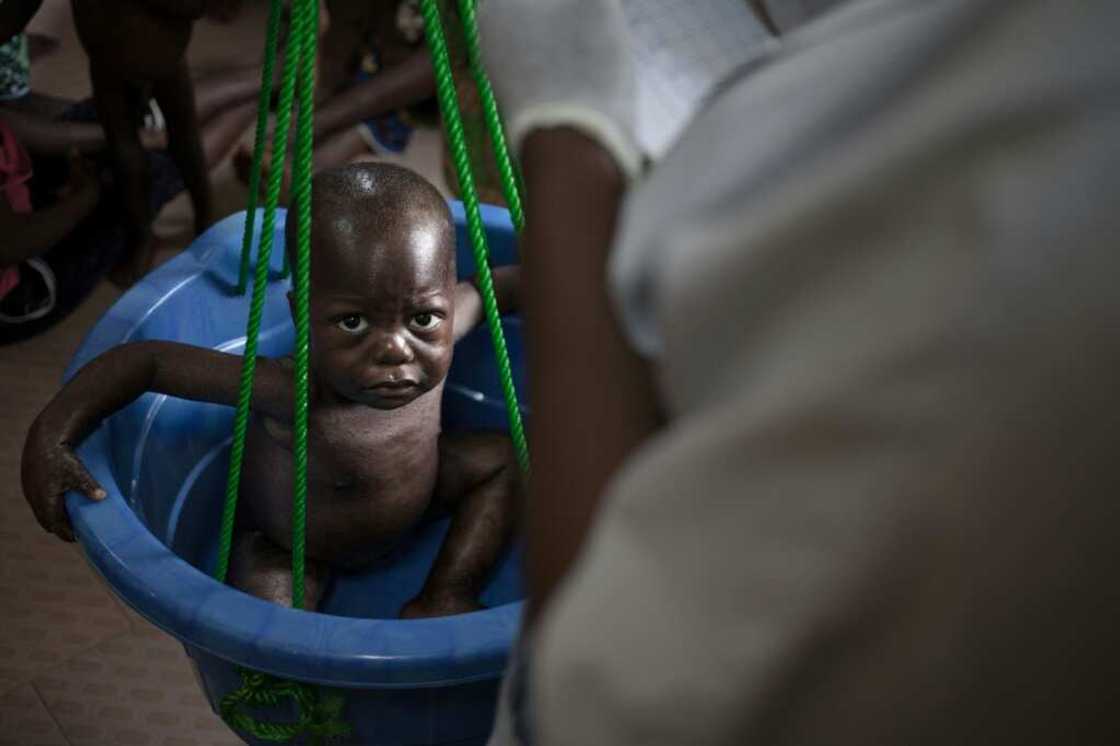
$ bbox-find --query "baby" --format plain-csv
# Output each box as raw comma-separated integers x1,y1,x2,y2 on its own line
21,162,521,618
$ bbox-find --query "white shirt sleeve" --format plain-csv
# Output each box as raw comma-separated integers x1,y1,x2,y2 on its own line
626,0,775,160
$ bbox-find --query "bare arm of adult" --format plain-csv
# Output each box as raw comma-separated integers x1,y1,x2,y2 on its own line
519,127,661,627
21,342,294,541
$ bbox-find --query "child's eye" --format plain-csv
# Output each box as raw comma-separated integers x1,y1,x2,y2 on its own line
336,314,369,334
410,312,441,331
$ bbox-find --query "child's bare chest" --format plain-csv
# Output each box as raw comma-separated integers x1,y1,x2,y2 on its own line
239,387,444,566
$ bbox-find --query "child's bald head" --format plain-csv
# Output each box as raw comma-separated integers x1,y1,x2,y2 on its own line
284,162,455,278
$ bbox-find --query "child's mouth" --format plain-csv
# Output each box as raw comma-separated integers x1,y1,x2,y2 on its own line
365,380,420,398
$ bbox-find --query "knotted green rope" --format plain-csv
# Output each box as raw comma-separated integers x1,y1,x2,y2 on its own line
455,0,524,233
420,0,530,474
220,668,351,744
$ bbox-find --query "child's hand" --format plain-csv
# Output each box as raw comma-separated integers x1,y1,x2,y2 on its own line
21,416,107,542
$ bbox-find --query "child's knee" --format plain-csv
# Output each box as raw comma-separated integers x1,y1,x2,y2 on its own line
229,531,329,609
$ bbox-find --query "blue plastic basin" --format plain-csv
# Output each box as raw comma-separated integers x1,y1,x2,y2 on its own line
65,204,525,745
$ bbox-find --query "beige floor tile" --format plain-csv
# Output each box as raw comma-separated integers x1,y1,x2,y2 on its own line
0,684,69,746
0,281,131,698
0,537,130,695
34,626,242,746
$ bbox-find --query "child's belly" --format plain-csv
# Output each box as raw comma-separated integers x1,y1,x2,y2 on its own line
238,416,441,569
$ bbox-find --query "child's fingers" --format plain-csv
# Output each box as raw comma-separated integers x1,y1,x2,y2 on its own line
43,456,106,543
64,453,107,502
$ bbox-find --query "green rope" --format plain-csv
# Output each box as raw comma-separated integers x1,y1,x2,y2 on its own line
455,0,524,233
221,667,351,745
219,0,524,739
220,1,339,740
216,0,310,585
420,0,530,474
236,0,284,294
287,0,318,611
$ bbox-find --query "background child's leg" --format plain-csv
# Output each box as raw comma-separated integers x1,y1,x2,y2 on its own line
198,98,259,169
152,61,212,236
192,65,263,124
228,530,330,610
89,62,154,284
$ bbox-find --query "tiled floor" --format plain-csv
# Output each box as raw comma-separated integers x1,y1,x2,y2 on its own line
0,3,446,744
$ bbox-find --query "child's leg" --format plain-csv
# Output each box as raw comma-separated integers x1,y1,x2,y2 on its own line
233,127,369,205
228,530,331,610
400,432,520,618
192,65,265,124
151,61,212,236
89,63,154,285
199,98,259,169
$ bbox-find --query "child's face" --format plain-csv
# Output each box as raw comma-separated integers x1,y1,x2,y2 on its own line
302,212,455,409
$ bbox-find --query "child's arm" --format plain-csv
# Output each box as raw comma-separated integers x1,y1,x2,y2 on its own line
22,341,293,541
0,107,110,156
0,157,100,266
452,265,520,343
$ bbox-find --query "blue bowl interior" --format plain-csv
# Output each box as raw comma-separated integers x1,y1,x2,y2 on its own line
85,206,527,621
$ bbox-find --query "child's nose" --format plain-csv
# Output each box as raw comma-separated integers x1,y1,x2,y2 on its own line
372,331,414,365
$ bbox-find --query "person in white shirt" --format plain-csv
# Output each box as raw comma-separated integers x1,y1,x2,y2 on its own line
480,0,1120,743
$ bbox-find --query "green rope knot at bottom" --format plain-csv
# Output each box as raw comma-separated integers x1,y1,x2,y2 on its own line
220,667,351,745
